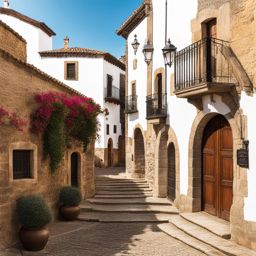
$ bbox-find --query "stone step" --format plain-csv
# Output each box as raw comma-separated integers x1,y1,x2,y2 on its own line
86,197,172,206
180,212,231,239
81,203,179,214
169,215,256,256
158,223,227,256
94,194,151,199
79,212,175,223
95,190,153,196
96,187,152,192
96,183,150,188
96,178,146,183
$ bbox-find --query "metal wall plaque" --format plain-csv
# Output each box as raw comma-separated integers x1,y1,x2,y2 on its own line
237,140,249,168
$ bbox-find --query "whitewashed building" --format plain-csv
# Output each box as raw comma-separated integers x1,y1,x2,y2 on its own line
0,1,126,167
117,0,256,249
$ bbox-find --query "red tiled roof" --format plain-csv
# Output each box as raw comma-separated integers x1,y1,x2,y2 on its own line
0,8,56,36
40,47,126,71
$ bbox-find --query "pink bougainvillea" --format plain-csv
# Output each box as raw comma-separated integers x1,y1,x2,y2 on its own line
30,91,102,138
0,106,27,131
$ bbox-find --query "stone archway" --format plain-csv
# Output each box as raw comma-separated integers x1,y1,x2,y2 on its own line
107,138,113,167
134,128,145,178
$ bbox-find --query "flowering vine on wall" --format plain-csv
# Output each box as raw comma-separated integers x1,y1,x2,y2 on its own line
30,92,102,172
0,107,27,131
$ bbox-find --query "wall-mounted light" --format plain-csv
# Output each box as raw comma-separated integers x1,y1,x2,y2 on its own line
131,34,140,55
162,38,177,67
142,41,154,65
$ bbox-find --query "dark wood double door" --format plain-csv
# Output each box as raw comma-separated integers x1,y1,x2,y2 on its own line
202,115,233,221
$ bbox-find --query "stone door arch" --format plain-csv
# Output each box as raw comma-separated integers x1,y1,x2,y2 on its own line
134,128,145,178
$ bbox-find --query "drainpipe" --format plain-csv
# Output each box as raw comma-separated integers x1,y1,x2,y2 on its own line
164,0,168,109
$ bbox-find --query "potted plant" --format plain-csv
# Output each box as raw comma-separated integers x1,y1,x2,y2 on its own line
59,186,82,221
16,195,52,251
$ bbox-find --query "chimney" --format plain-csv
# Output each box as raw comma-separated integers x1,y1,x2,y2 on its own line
64,36,69,49
3,0,9,8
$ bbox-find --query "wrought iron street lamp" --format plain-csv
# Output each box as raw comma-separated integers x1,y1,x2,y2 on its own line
162,39,177,67
131,34,140,55
142,41,154,65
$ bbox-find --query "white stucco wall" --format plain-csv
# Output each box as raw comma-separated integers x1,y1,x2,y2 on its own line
103,60,125,149
240,92,256,221
0,13,53,65
127,18,148,137
40,57,124,149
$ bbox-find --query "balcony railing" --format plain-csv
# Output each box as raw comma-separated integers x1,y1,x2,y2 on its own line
125,95,138,114
146,93,167,119
105,86,120,104
174,37,236,93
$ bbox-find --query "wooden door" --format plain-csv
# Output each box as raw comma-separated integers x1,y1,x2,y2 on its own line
202,115,233,221
168,143,176,201
157,74,162,112
108,139,112,167
71,153,78,187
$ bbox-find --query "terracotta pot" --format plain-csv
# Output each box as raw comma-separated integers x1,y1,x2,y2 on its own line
19,226,49,251
60,205,80,221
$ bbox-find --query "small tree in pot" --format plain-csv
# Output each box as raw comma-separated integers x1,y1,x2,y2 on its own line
16,195,52,251
59,186,82,221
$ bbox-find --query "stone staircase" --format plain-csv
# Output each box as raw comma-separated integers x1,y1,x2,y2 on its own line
158,212,256,256
79,170,256,255
79,175,178,223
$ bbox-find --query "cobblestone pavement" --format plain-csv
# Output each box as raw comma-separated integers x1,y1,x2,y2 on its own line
20,221,204,256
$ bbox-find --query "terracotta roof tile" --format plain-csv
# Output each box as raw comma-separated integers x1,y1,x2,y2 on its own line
40,47,126,71
0,8,56,36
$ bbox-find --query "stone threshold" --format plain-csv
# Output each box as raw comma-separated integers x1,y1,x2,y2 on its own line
180,212,231,239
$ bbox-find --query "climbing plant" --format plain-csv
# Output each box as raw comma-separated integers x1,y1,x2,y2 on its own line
30,91,102,172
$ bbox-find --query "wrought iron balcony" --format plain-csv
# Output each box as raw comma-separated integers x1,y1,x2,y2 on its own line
105,86,120,104
146,93,167,120
125,95,138,114
174,37,236,98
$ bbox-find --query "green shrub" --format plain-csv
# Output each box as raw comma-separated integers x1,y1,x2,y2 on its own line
16,195,52,228
43,103,67,172
59,186,82,206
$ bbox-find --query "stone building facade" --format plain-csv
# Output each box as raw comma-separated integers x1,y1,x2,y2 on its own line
0,21,95,248
0,3,126,168
118,0,256,249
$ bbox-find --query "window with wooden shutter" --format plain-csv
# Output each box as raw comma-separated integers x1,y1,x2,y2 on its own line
106,124,110,135
113,125,117,134
107,75,113,97
65,62,78,80
13,150,32,179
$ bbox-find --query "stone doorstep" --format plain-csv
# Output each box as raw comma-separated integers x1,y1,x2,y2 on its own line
169,215,256,256
158,223,227,256
78,212,174,223
180,212,231,239
86,197,172,205
95,179,147,184
95,183,150,187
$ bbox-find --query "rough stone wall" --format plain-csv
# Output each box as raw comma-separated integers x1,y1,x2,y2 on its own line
0,53,95,248
0,21,26,62
198,0,230,12
229,0,256,87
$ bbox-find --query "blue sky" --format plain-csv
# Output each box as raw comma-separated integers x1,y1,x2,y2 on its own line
8,0,143,58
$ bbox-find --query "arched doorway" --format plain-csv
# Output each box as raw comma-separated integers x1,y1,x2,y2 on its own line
134,128,145,177
168,143,176,201
202,114,233,221
107,138,113,167
71,152,79,187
